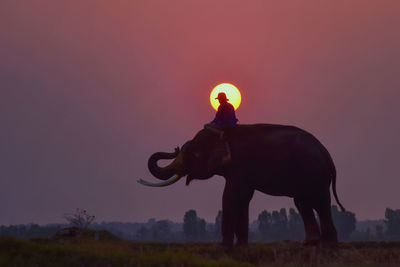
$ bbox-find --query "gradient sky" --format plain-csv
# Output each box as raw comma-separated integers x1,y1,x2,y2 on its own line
1,1,400,225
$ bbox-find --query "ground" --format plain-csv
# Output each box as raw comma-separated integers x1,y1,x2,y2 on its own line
1,236,400,266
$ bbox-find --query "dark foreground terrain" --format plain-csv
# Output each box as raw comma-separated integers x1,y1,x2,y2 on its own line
1,236,400,266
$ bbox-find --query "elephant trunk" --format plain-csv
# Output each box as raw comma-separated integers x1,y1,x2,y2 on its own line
147,148,182,180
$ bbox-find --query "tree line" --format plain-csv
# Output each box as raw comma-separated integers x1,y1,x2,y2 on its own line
132,207,400,242
1,207,400,242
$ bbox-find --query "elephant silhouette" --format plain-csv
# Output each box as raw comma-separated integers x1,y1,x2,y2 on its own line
139,124,345,247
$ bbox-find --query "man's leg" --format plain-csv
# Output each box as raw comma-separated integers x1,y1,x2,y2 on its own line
204,123,224,136
204,123,231,164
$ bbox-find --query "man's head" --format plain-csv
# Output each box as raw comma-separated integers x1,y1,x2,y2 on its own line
215,92,229,104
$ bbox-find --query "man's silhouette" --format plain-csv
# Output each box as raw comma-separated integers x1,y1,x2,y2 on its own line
204,92,238,164
211,92,238,129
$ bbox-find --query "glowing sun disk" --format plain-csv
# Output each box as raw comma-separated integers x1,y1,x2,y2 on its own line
210,83,242,111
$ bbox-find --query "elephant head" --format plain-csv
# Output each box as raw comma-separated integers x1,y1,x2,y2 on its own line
138,129,227,187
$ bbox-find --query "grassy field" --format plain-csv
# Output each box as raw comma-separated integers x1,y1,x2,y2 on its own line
1,236,400,267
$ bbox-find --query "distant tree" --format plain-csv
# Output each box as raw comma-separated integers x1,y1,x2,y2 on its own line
271,210,281,240
29,224,41,238
365,227,372,240
136,226,149,241
63,208,95,229
279,208,289,239
375,224,384,240
215,210,222,240
384,208,400,240
147,218,156,226
258,208,292,241
198,218,206,241
152,220,172,242
269,208,288,240
331,205,356,240
0,224,61,239
0,226,6,237
183,210,208,242
258,210,271,241
288,208,304,241
18,225,28,238
156,220,169,232
184,210,199,241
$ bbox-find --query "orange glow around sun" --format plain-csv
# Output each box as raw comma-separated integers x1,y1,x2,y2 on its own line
210,83,242,111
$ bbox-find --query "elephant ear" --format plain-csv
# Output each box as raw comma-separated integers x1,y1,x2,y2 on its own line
207,141,228,172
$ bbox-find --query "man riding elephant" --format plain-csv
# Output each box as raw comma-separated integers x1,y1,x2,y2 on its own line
138,91,346,248
208,92,238,129
204,92,238,164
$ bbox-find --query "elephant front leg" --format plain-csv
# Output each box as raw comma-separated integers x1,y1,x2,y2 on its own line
235,202,251,246
221,184,235,247
221,181,254,247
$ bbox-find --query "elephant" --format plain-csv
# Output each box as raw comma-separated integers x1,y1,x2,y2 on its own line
138,124,345,247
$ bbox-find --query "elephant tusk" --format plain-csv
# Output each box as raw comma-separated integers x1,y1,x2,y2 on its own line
137,174,182,187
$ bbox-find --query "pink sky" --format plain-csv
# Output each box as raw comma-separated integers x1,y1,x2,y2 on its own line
1,1,400,224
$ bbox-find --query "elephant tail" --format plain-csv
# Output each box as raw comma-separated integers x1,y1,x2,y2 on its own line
329,156,346,212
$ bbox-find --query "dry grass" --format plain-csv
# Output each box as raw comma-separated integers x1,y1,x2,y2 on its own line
1,237,400,266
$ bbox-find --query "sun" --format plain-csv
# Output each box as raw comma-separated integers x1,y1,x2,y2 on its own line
210,83,241,111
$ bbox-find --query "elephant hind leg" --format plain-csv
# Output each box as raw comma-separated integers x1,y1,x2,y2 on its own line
294,197,321,245
313,192,338,244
